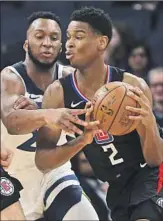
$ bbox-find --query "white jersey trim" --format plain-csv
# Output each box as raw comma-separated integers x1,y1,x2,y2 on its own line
7,66,27,93
57,63,64,79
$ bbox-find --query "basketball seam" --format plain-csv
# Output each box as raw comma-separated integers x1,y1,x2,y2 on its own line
106,85,127,133
94,85,122,121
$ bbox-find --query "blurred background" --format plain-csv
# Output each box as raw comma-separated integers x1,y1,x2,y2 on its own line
1,1,163,220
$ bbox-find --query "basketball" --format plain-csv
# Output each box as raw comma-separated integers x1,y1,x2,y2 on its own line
92,82,139,136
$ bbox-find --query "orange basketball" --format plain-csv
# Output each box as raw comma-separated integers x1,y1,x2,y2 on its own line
92,82,139,136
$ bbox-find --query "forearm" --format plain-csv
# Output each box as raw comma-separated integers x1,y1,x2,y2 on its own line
35,136,87,173
4,109,46,135
1,201,26,220
143,121,163,166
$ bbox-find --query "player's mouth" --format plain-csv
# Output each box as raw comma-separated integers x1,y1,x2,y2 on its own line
41,51,53,58
65,51,74,60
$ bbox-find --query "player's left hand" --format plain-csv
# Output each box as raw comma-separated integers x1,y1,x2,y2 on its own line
14,95,38,110
126,87,155,127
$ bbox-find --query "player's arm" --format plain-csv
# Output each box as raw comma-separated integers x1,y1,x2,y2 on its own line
1,68,86,135
124,73,163,166
35,82,99,173
1,201,26,220
1,68,49,134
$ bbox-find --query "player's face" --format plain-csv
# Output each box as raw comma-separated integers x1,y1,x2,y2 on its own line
65,21,100,69
150,72,163,103
128,47,148,72
24,18,62,69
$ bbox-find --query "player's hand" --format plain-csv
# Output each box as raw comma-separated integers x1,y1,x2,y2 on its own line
1,147,13,168
126,87,155,127
43,108,90,135
80,102,100,144
14,95,38,110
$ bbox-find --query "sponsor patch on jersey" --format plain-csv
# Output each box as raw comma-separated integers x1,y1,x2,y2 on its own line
0,177,14,196
94,131,114,144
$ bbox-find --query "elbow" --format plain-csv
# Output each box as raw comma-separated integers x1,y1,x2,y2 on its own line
146,158,163,168
7,127,19,135
4,116,20,135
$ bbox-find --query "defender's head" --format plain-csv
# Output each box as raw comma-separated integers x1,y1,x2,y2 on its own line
24,11,62,69
66,7,112,69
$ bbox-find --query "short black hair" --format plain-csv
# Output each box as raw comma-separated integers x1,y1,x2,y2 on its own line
27,11,61,29
70,7,112,43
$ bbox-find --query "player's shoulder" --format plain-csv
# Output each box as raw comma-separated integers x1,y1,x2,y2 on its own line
58,63,75,78
1,65,22,85
45,80,64,98
123,72,148,92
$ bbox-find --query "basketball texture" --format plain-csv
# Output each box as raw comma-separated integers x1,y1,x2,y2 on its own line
92,82,139,136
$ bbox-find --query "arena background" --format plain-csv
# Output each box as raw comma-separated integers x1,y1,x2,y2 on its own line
1,2,163,220
1,1,163,69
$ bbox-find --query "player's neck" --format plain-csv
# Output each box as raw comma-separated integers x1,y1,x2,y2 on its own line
75,60,109,99
24,59,56,91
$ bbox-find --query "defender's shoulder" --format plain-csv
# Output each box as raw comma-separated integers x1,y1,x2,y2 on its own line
62,65,75,77
1,66,24,90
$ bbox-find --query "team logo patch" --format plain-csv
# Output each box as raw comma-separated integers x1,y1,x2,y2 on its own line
94,131,114,144
0,177,14,196
156,197,163,208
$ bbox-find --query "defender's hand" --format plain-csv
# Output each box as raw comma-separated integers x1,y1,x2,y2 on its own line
44,108,89,135
14,95,38,110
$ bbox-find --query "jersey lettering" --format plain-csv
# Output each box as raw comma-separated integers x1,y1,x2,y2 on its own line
102,143,124,165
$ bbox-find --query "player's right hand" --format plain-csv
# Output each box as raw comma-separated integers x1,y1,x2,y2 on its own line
43,108,90,135
80,102,100,144
0,146,13,168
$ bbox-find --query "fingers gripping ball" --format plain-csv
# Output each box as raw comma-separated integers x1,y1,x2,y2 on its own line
92,82,140,136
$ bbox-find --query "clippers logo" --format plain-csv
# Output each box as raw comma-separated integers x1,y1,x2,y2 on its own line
95,131,114,144
0,177,14,196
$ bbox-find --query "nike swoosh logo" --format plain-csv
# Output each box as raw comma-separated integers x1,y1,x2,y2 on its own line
71,101,84,108
29,94,41,99
140,163,147,168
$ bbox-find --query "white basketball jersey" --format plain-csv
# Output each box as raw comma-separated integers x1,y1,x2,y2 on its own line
1,62,71,217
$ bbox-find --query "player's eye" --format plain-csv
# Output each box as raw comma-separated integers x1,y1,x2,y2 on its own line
51,35,58,41
76,36,83,40
35,35,43,39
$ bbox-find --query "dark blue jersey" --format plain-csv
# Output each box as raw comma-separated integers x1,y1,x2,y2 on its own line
59,66,145,182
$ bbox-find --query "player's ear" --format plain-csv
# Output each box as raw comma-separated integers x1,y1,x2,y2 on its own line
23,40,28,52
98,36,109,51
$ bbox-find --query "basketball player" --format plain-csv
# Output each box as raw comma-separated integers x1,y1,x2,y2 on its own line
36,7,163,221
1,140,25,220
1,11,98,220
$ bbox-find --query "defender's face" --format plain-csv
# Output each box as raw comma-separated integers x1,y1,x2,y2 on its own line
65,21,99,69
25,18,62,65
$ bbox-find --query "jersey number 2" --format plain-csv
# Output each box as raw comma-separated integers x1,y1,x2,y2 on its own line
102,143,124,165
